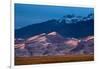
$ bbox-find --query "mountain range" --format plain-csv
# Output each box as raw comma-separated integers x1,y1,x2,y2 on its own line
15,32,94,57
15,13,94,39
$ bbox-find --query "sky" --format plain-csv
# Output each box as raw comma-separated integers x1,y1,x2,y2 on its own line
15,3,94,29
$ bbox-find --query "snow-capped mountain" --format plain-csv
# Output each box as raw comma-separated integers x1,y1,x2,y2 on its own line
58,13,94,24
15,13,94,39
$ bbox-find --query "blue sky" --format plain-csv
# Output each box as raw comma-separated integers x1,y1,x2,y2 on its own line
15,3,94,29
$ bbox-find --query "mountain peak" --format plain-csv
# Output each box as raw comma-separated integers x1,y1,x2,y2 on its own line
27,33,46,41
48,32,57,36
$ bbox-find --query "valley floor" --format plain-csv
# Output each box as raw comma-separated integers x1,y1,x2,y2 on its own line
15,54,94,65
